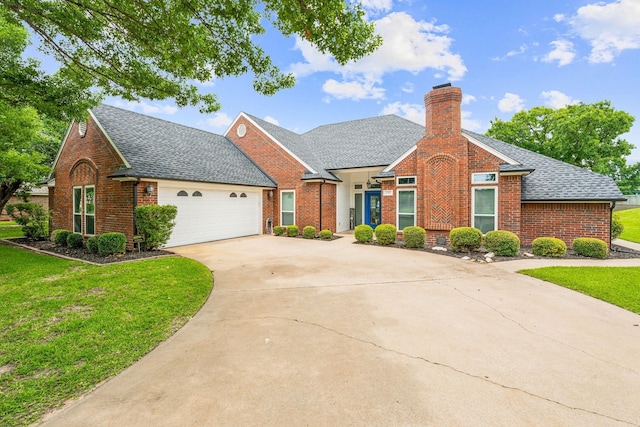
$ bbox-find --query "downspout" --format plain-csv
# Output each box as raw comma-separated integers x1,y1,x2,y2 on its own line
133,179,140,235
610,201,616,248
319,180,325,232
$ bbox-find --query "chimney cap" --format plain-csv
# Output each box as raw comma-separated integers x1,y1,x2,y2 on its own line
432,82,452,90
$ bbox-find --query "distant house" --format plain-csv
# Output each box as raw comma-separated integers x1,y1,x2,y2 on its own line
1,186,49,221
49,84,624,249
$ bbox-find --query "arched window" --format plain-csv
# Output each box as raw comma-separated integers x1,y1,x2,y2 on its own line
192,191,202,197
230,192,237,198
177,190,188,197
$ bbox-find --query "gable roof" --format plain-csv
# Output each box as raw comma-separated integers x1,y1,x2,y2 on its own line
91,105,275,188
463,130,625,201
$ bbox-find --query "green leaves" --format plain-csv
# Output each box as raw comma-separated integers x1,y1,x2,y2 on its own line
487,101,638,193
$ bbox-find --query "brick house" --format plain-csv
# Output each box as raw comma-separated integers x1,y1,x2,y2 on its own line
49,84,624,248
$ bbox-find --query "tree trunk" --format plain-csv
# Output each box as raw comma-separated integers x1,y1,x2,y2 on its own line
0,181,23,216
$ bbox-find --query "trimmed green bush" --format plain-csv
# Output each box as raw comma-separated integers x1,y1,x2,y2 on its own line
532,237,567,257
286,225,299,237
135,205,178,250
573,237,608,259
273,225,284,236
86,236,99,254
403,226,426,248
319,229,333,240
354,224,374,243
53,229,72,246
612,214,624,240
375,223,397,245
303,225,316,239
485,230,520,256
450,227,482,252
66,233,84,249
97,232,127,256
5,202,49,240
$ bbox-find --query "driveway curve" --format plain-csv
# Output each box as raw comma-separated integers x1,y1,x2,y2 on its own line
41,235,640,426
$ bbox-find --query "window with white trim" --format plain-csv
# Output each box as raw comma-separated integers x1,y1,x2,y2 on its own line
281,190,295,226
397,189,416,230
72,185,96,235
397,176,416,186
472,187,497,233
472,172,497,184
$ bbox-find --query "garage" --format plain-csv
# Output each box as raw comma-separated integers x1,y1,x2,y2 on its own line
158,182,262,247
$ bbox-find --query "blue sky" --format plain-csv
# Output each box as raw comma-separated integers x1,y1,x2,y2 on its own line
45,0,640,162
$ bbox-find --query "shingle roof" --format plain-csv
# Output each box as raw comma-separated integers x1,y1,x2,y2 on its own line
91,104,275,188
463,130,625,201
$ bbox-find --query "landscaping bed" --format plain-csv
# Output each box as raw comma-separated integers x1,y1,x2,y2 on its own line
5,238,174,264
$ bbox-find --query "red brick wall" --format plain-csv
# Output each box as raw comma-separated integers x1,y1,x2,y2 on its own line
521,203,611,247
51,119,154,249
1,194,49,221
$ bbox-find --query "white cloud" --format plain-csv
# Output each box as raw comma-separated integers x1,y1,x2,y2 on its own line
568,0,640,63
263,116,279,126
290,12,466,100
553,14,566,23
401,82,414,93
462,94,476,105
322,77,385,101
498,93,525,113
360,0,393,13
113,100,178,115
204,112,233,129
461,111,483,132
381,102,424,125
542,40,576,66
540,90,579,109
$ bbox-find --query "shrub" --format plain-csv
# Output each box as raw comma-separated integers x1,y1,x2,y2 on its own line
286,225,299,237
485,230,520,256
612,214,624,240
67,233,84,249
135,205,178,250
273,225,285,236
450,227,482,252
532,237,567,257
573,237,608,259
319,229,333,240
86,236,99,254
52,229,72,246
303,225,316,239
354,224,373,243
375,224,397,245
5,203,49,240
403,226,426,248
97,232,127,256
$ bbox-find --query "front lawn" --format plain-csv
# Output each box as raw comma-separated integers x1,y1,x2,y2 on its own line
0,221,23,239
0,244,213,426
519,266,640,314
616,207,640,243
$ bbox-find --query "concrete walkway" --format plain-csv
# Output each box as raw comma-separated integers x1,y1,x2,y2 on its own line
40,235,640,426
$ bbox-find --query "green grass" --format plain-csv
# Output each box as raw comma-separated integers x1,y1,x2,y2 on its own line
0,244,213,426
616,207,640,243
0,221,23,239
520,266,640,314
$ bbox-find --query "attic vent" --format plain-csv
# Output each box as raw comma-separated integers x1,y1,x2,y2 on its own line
78,121,87,137
240,193,247,198
237,124,247,137
192,191,202,197
230,192,237,198
177,190,188,197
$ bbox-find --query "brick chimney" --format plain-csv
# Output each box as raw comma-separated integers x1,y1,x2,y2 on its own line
417,83,470,241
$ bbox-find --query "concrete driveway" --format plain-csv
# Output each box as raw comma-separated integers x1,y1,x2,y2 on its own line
41,235,640,426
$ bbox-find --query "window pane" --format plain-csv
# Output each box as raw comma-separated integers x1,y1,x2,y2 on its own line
474,188,495,215
473,173,496,183
399,214,414,230
474,216,495,234
73,188,82,214
281,192,294,211
86,216,95,235
354,193,362,226
282,212,294,226
85,186,95,214
398,177,416,185
398,191,415,214
74,214,82,233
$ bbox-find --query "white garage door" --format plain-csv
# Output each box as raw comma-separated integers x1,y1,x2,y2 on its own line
158,184,261,247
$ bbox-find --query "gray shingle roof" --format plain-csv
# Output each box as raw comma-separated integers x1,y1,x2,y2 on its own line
463,130,625,201
92,104,275,188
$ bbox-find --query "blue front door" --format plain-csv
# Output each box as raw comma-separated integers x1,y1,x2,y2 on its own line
364,191,381,228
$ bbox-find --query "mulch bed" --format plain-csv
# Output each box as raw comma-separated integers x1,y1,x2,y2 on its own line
5,238,175,264
357,241,640,263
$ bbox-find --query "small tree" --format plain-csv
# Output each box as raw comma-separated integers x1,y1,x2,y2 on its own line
135,205,178,250
5,202,48,240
